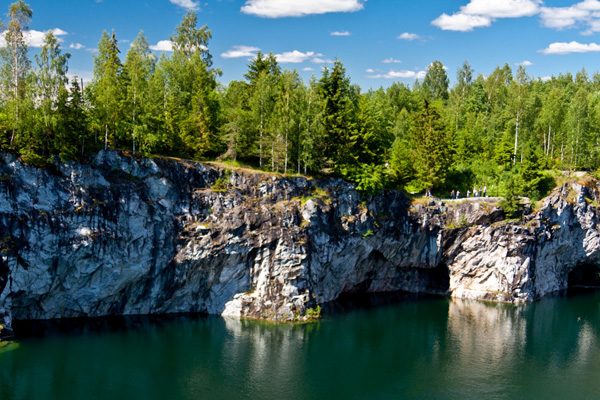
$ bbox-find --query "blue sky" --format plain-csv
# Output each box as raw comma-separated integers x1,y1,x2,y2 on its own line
8,0,600,89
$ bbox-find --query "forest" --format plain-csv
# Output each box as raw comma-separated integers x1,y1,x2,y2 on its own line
1,0,599,199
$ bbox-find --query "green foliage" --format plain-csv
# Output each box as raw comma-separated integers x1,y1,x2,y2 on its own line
341,163,387,194
1,0,599,208
412,100,452,191
500,174,521,218
211,171,232,193
422,61,449,101
304,305,321,320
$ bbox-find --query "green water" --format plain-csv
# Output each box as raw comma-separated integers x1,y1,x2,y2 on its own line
1,291,599,400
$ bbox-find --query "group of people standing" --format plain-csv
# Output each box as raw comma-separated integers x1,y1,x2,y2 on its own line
450,186,487,200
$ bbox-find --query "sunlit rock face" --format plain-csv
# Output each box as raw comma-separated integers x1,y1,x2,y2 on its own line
0,151,599,336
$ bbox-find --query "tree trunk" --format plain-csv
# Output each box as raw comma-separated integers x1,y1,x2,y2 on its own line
259,114,264,168
513,111,519,165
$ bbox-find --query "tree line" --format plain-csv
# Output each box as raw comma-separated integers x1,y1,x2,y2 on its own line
1,0,599,198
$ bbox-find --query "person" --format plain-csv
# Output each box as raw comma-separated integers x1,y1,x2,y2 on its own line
467,190,470,198
456,190,460,199
451,190,455,199
483,185,487,197
474,187,479,197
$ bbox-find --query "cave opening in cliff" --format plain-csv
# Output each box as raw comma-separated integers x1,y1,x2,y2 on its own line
323,256,450,315
568,263,600,290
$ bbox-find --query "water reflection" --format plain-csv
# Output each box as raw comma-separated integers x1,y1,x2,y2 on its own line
0,292,598,400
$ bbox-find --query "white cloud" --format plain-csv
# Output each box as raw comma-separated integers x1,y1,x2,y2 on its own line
311,56,334,64
303,67,314,71
0,28,68,48
365,68,376,73
368,69,427,80
432,13,492,31
149,40,173,52
241,0,363,18
169,0,199,11
540,6,588,29
398,32,419,40
69,42,85,50
432,0,540,31
540,1,600,34
541,41,600,54
275,50,327,63
460,0,541,18
331,31,351,36
221,45,260,59
382,58,401,64
517,60,533,66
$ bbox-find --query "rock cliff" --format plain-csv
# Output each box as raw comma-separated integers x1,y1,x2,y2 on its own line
0,152,598,337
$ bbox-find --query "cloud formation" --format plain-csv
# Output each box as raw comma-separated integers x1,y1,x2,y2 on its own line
432,0,541,31
517,60,533,66
221,45,261,59
540,0,600,34
149,40,174,52
0,28,68,48
275,50,326,63
330,31,351,36
398,32,420,40
69,42,85,50
541,41,600,54
382,58,401,64
241,0,363,18
368,69,426,80
169,0,199,11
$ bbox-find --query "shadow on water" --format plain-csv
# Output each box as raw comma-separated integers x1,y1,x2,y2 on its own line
0,290,599,400
11,313,213,340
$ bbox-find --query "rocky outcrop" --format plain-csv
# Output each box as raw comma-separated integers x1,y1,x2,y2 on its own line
0,151,599,337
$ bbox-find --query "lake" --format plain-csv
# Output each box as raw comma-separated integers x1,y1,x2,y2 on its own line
0,290,599,400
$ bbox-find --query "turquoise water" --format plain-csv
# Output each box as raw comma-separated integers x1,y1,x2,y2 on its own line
1,291,599,400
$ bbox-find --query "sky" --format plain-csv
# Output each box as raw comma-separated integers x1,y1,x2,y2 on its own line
5,0,600,89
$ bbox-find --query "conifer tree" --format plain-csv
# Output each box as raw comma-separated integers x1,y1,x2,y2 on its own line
91,31,123,150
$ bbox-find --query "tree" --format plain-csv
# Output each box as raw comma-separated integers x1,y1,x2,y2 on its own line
34,32,70,156
0,0,33,146
412,100,452,190
297,78,322,174
422,61,449,101
169,11,220,157
272,70,301,173
220,80,251,161
249,71,277,168
124,31,154,154
245,51,280,86
319,60,358,171
91,31,124,150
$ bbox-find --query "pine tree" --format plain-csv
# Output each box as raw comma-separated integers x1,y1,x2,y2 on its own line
412,100,452,191
319,60,358,171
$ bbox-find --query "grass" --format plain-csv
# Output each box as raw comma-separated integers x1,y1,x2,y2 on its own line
362,229,374,238
304,305,321,321
204,159,309,179
446,215,469,230
291,186,332,207
211,170,232,193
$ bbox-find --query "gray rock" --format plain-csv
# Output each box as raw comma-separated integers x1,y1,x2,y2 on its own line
0,151,599,337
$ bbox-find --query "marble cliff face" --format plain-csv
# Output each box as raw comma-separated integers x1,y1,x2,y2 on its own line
0,151,598,335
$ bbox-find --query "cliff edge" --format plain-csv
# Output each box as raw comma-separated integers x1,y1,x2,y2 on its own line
0,152,598,337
